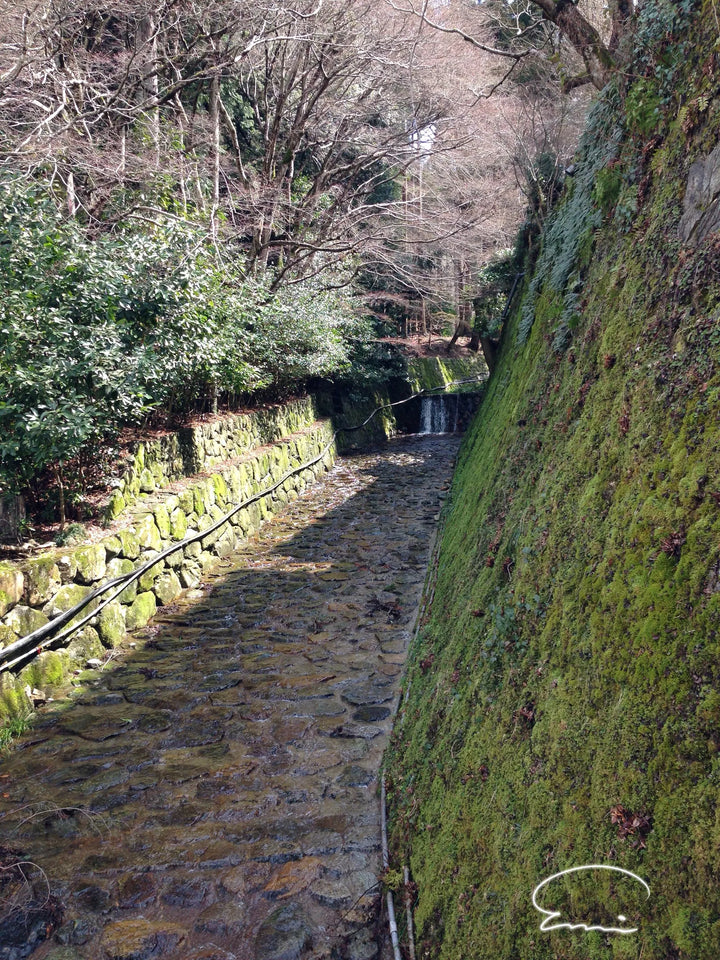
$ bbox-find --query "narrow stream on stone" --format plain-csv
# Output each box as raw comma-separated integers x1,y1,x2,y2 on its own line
0,434,460,960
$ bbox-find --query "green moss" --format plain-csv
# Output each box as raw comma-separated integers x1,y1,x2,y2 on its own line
153,504,171,538
169,507,188,541
3,604,49,637
42,584,97,628
19,650,67,691
193,486,206,517
407,357,487,394
138,557,164,593
97,601,127,648
387,9,720,960
153,571,182,605
23,555,61,605
66,626,104,663
212,474,228,502
0,563,23,617
117,529,141,560
73,543,107,584
103,536,123,559
126,592,156,630
139,467,156,493
0,591,11,620
106,490,126,520
0,674,31,723
134,514,162,551
106,557,137,603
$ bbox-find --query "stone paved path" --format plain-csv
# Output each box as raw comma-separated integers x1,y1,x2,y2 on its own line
0,435,460,960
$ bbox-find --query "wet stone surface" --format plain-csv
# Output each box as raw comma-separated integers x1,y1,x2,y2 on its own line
0,435,460,960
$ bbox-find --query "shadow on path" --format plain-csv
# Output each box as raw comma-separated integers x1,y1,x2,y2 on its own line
0,435,461,960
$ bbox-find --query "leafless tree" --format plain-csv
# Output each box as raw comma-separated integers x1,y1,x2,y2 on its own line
0,1,470,288
387,0,638,93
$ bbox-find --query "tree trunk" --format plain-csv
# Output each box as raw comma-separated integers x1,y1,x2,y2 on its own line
479,335,499,375
608,0,634,55
210,74,221,239
530,0,616,90
138,15,160,167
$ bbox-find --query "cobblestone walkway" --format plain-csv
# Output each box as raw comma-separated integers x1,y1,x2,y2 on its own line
0,435,460,960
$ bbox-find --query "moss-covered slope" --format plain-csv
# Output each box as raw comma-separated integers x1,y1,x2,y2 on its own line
387,4,720,958
406,356,488,393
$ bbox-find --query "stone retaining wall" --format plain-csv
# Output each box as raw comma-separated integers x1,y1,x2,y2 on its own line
406,356,487,394
106,397,322,520
0,420,336,721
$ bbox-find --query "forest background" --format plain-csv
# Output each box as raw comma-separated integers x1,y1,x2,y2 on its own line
0,0,625,531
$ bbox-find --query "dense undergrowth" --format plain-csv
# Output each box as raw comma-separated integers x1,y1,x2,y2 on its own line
387,3,720,958
0,182,397,528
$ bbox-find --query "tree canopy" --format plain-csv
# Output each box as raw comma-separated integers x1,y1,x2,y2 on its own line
0,0,602,526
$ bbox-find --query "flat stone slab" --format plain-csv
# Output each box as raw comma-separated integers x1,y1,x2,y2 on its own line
254,902,314,960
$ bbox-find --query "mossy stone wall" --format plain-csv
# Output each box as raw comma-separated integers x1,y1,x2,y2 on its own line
406,356,487,394
387,6,720,959
106,397,322,520
317,388,401,453
0,418,336,721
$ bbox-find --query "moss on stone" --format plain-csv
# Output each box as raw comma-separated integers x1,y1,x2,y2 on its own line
0,672,31,721
153,571,182,605
215,530,236,559
139,468,156,493
170,507,187,541
0,563,23,617
154,504,171,538
56,554,77,585
103,536,123,559
165,548,184,569
20,650,67,691
407,356,487,394
2,604,50,637
137,555,164,593
199,508,225,549
23,555,61,605
184,541,202,560
193,486,206,517
387,11,720,960
106,557,137,603
107,490,126,520
179,562,201,589
134,515,163,552
117,529,141,560
212,474,228,502
42,584,96,628
74,543,107,584
126,592,157,630
66,626,104,664
98,601,127,648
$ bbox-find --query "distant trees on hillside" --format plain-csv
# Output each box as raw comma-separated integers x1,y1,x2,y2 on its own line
0,0,600,529
0,1,454,281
